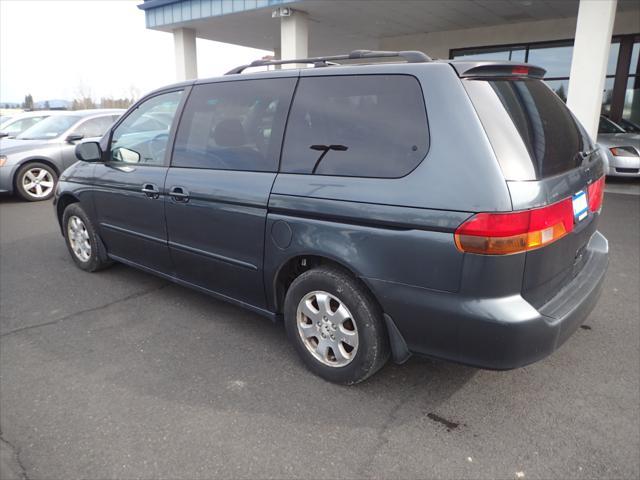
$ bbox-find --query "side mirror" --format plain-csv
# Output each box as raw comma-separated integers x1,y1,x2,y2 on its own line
66,133,84,143
0,132,8,138
75,141,103,162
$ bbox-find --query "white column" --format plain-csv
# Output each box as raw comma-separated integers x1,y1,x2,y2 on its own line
173,27,198,81
280,10,308,67
566,0,617,140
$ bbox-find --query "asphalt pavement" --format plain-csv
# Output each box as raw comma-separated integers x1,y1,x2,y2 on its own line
0,179,638,480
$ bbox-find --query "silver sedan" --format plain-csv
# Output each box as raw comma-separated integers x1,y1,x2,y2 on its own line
597,116,640,178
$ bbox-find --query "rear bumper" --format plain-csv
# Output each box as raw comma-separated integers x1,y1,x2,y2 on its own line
365,231,609,370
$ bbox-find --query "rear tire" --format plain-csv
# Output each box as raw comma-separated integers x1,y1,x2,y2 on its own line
62,203,112,272
284,265,390,384
15,162,58,201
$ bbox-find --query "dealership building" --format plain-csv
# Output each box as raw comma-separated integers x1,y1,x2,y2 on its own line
137,0,640,139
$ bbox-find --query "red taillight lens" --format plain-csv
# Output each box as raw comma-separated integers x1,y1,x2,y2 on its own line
588,176,605,213
455,198,575,255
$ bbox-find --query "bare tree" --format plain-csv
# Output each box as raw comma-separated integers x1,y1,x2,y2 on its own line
72,80,96,110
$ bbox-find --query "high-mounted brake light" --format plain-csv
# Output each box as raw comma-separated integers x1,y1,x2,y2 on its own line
455,198,575,255
588,176,605,213
512,66,529,75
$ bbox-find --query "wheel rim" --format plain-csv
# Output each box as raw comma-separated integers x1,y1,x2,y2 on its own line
296,290,359,368
22,167,54,198
67,216,92,262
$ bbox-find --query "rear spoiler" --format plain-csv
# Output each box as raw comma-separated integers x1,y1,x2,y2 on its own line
450,61,546,79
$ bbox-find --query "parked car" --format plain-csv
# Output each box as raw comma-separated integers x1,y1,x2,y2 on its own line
597,116,640,178
0,109,123,201
55,51,608,384
0,110,64,139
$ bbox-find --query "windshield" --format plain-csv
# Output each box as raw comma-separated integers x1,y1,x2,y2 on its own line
464,78,592,180
17,115,81,140
598,116,626,134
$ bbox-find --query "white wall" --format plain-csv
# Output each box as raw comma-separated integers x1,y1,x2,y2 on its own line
380,10,640,59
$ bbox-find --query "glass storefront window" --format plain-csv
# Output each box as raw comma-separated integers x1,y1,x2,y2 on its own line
453,47,525,62
622,76,640,123
601,77,616,116
527,44,573,78
630,42,639,75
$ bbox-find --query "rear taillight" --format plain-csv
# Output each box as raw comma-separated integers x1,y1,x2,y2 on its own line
588,176,605,213
455,198,575,255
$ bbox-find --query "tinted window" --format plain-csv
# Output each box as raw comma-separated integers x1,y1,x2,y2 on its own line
74,116,115,138
110,91,182,165
172,78,296,172
281,75,428,178
464,79,591,180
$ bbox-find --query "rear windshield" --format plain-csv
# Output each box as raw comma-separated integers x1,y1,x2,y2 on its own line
464,79,592,180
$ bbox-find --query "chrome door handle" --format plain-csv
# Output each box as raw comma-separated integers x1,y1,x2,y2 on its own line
169,186,190,202
141,183,160,199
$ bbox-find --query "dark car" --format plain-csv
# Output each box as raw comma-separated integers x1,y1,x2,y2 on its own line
55,50,608,384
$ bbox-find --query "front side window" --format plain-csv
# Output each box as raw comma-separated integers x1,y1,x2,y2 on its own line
172,78,296,172
110,90,182,165
280,75,429,178
74,116,116,138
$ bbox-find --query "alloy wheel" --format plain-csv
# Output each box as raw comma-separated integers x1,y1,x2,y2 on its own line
296,290,359,367
22,167,55,199
67,215,92,262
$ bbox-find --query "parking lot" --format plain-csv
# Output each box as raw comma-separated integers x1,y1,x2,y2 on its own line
0,181,638,480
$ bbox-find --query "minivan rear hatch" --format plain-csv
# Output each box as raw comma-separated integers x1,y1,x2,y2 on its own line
458,62,606,309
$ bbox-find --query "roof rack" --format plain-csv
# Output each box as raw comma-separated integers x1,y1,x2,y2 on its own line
225,49,431,75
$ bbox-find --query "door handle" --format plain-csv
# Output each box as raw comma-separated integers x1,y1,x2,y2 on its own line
169,186,190,202
141,183,160,199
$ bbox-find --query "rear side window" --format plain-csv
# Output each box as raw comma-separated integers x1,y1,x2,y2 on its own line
172,78,296,172
464,79,591,180
281,75,429,178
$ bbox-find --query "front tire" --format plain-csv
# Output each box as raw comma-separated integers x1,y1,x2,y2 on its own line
15,162,57,201
284,266,390,384
62,203,112,272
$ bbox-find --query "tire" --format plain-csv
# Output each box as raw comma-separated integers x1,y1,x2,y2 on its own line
15,162,58,201
62,203,112,272
284,265,390,384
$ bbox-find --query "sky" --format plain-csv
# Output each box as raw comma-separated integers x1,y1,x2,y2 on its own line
0,0,271,105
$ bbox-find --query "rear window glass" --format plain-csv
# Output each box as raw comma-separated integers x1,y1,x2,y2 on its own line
464,79,592,180
280,75,429,178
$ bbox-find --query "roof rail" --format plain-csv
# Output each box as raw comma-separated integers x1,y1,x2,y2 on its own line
225,49,431,75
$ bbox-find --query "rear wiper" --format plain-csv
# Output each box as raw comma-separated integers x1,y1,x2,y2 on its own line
310,144,348,174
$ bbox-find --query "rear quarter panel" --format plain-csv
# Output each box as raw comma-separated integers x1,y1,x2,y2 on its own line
266,63,511,310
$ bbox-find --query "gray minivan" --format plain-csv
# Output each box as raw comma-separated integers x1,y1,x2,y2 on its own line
55,50,608,384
